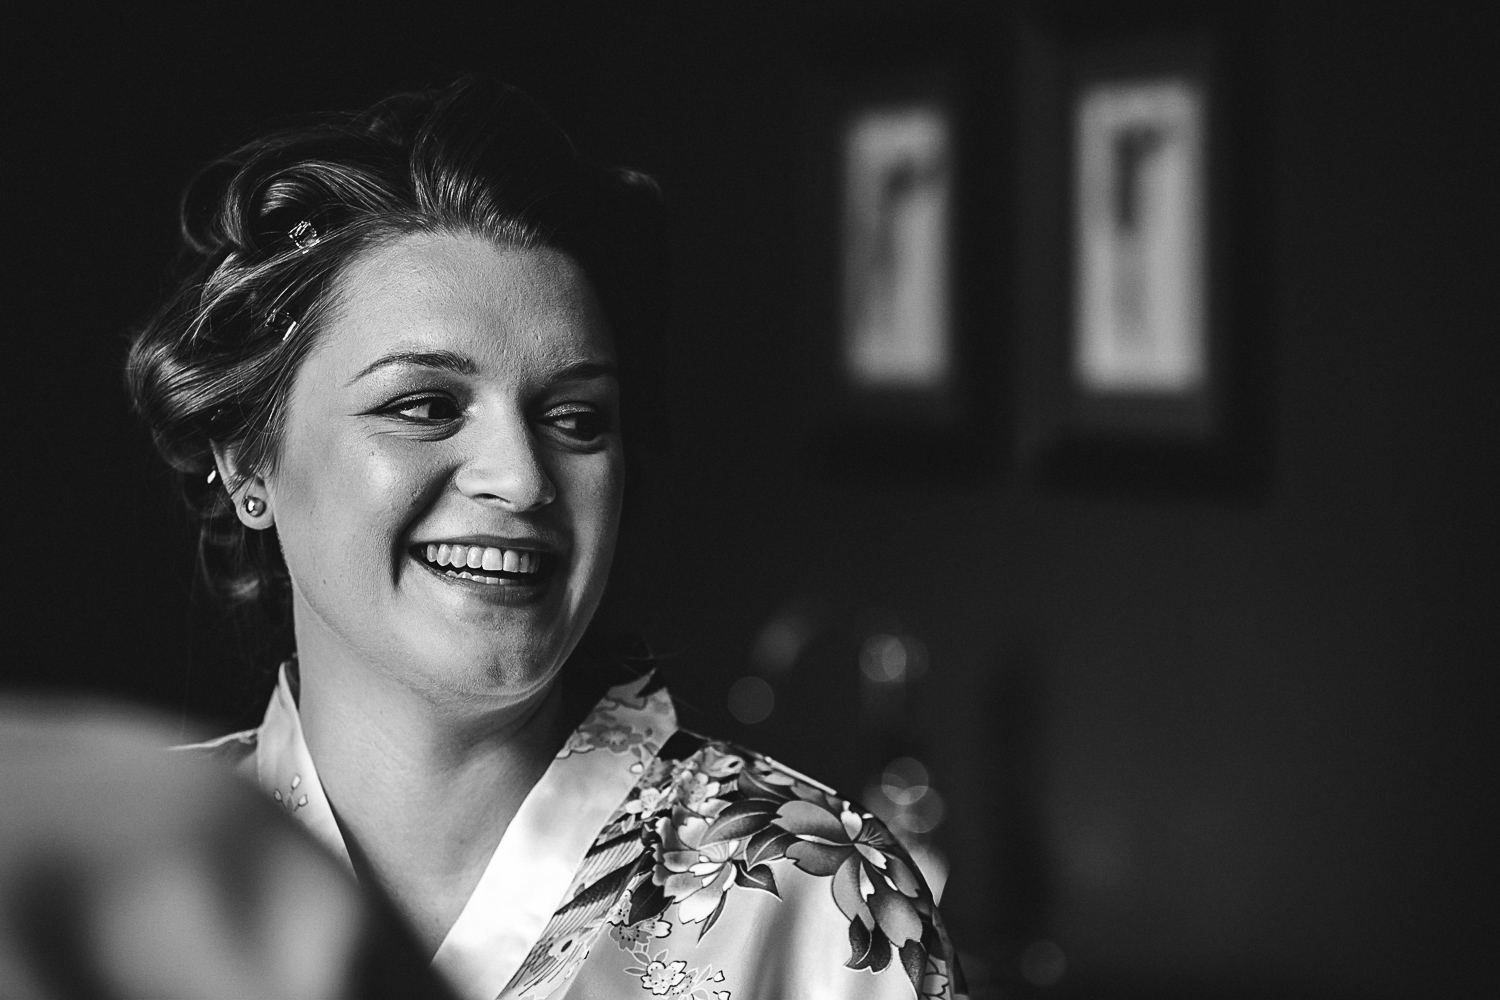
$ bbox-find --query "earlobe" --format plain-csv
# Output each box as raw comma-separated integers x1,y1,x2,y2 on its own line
210,441,276,530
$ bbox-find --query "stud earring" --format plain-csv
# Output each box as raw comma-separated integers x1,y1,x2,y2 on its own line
243,496,267,517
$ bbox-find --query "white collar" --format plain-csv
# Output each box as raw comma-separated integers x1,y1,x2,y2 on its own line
249,663,677,1000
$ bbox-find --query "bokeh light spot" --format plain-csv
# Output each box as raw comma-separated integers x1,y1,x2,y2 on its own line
1019,939,1066,988
727,676,774,724
880,756,931,805
860,633,908,683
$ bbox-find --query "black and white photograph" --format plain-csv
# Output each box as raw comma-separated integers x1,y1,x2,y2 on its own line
2,4,1494,1000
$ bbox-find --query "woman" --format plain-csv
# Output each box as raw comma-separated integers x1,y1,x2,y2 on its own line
127,78,963,1000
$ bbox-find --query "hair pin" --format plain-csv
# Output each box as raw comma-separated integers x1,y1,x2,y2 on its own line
263,307,301,343
288,219,321,254
206,468,218,485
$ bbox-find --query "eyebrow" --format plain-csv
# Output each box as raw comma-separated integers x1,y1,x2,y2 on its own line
348,350,478,385
347,350,617,386
549,359,619,383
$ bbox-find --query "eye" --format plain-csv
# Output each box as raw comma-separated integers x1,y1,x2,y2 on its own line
384,394,461,422
543,405,610,443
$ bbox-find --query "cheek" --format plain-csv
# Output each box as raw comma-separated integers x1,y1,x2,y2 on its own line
274,429,439,574
559,451,625,553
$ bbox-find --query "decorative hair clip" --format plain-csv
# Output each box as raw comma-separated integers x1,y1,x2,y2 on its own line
288,219,321,254
263,307,301,343
206,468,218,485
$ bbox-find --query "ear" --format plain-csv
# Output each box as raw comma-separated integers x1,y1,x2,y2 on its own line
210,441,276,530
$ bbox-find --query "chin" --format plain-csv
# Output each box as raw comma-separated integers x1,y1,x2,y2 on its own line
399,628,574,703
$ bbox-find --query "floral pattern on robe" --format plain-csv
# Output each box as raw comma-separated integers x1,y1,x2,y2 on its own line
184,665,965,1000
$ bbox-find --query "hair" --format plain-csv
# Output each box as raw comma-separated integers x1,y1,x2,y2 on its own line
126,77,669,621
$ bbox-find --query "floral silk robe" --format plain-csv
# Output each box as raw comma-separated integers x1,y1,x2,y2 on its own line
190,667,965,1000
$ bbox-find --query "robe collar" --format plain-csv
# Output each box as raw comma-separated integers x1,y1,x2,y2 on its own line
249,662,678,1000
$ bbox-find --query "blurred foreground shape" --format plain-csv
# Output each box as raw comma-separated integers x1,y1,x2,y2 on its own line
0,699,452,1000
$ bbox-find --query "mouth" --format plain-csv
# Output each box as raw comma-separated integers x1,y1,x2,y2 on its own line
410,542,554,590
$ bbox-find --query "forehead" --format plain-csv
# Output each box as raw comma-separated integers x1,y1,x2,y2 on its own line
320,232,611,372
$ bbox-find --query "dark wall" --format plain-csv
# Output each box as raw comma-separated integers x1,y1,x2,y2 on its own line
5,3,1493,998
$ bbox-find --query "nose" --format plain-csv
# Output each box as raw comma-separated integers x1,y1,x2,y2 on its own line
453,410,557,512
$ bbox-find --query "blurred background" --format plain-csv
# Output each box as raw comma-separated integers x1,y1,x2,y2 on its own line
3,2,1494,998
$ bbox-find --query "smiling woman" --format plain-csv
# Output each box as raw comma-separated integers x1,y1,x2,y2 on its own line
253,238,621,706
120,79,963,1000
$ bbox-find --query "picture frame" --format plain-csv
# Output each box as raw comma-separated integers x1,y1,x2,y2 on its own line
802,31,1008,483
1016,17,1272,496
1070,47,1213,437
836,90,958,420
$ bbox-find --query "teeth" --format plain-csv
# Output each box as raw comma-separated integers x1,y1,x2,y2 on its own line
456,570,502,586
421,544,544,575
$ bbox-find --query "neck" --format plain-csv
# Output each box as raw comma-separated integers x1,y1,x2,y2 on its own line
292,611,572,956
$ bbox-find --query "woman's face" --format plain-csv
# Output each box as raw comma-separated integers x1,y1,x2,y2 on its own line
260,233,623,703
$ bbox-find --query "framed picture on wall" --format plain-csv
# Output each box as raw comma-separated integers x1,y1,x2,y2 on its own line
1016,21,1271,495
806,76,960,464
803,51,1003,482
1071,61,1212,437
838,97,956,410
801,12,1014,481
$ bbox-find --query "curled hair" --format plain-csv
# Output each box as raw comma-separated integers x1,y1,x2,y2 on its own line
127,77,669,615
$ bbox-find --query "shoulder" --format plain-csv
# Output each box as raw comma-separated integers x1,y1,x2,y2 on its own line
168,728,258,772
620,731,964,999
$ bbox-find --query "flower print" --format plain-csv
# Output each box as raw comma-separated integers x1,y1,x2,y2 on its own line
604,892,634,927
663,748,744,811
557,685,659,759
560,728,596,757
565,718,647,756
612,918,672,948
652,812,743,924
676,770,723,814
598,679,655,712
272,773,310,812
920,963,951,1000
775,796,926,949
694,745,746,780
536,725,952,998
597,722,647,752
623,945,732,1000
639,958,688,995
626,785,670,820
